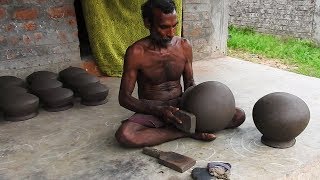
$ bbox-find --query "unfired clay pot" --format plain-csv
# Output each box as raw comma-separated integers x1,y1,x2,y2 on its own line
78,83,109,106
59,66,87,83
26,71,58,84
66,73,100,91
0,93,39,121
29,79,63,96
253,92,310,148
39,88,74,112
0,86,28,96
181,81,235,133
0,76,26,88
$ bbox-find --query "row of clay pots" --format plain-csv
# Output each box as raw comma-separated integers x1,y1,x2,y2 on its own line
58,67,109,106
0,76,39,121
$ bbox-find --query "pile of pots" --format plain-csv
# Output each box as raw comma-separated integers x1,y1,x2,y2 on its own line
0,67,109,122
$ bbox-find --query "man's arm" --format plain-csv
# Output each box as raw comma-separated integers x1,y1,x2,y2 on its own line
182,38,196,91
118,45,181,124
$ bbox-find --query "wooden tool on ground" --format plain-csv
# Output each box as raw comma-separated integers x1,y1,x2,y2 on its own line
142,147,196,173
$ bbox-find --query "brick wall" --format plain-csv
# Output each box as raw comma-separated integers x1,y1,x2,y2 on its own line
0,0,81,78
183,0,228,60
229,0,315,39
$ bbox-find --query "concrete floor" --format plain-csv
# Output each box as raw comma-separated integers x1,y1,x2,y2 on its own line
0,57,320,180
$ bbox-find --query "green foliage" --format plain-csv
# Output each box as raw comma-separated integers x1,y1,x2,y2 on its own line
228,26,320,78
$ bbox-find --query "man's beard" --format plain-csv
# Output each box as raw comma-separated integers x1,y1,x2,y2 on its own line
151,35,172,48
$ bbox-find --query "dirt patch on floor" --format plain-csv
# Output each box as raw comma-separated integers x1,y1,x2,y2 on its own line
227,49,298,72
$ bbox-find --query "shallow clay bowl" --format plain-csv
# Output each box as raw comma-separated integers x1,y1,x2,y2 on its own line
66,73,100,90
59,66,87,83
0,76,26,88
29,79,63,96
26,71,58,84
79,82,109,106
39,88,74,112
0,93,39,121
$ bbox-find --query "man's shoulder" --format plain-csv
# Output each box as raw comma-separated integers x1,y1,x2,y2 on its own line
126,40,146,57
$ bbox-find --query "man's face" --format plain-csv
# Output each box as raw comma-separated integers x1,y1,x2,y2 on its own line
150,8,178,47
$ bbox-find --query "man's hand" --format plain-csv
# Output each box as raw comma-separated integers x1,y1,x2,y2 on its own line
157,106,182,125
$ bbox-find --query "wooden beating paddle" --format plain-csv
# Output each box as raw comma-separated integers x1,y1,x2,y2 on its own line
142,147,196,173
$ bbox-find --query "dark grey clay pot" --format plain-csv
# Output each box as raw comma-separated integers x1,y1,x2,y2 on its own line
26,71,58,84
0,76,26,88
39,88,74,112
66,73,100,90
253,92,310,149
0,86,28,95
181,81,235,133
0,93,39,121
29,79,63,96
78,83,109,106
59,66,87,83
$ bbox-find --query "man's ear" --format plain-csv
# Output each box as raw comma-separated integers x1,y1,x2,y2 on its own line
143,19,151,29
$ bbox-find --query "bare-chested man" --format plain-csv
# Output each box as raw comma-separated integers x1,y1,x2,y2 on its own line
115,0,245,148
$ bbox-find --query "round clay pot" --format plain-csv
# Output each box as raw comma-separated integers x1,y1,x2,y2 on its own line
66,73,100,91
0,93,39,121
181,81,235,133
26,71,58,84
0,76,26,88
253,92,310,149
39,88,74,112
29,79,63,96
59,66,87,83
78,83,109,106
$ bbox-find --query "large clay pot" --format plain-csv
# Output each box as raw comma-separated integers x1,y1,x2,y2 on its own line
26,71,58,84
253,92,310,148
66,73,100,91
29,79,63,96
59,66,87,83
0,93,39,121
0,76,26,88
78,83,109,106
39,88,74,112
181,81,235,133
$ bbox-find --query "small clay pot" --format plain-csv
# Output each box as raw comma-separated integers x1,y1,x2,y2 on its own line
0,76,26,88
59,66,87,83
29,79,63,96
66,73,100,90
0,93,39,121
39,88,74,112
78,83,109,106
26,71,58,84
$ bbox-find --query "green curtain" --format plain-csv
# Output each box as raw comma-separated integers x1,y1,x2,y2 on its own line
81,0,183,77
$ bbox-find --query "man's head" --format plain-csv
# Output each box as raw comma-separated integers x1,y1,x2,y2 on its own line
141,0,178,47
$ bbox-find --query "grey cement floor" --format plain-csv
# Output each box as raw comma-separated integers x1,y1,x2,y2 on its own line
0,57,320,180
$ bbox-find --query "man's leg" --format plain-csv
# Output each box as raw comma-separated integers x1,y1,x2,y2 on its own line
115,121,216,148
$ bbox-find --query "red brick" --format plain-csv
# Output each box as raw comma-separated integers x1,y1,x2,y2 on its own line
0,8,5,20
13,8,38,20
0,0,11,4
67,17,77,26
8,36,20,46
57,30,67,43
47,5,75,19
23,34,32,44
23,21,37,31
34,32,43,41
5,23,15,32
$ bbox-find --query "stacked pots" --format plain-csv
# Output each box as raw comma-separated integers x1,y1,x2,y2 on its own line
59,67,109,106
27,71,74,112
0,76,39,121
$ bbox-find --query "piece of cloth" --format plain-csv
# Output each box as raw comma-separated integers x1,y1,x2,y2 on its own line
81,0,183,77
125,113,165,128
207,162,231,180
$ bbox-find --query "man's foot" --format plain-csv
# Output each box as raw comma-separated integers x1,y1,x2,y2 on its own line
226,108,246,129
190,133,216,141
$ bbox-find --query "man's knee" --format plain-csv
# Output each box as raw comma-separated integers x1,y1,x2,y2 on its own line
115,123,140,147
